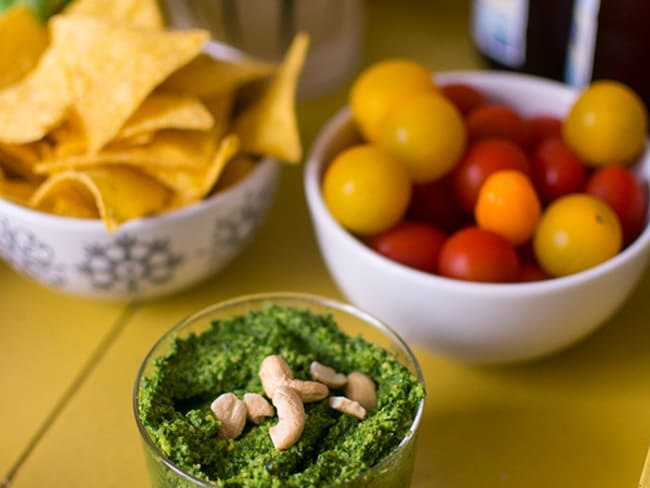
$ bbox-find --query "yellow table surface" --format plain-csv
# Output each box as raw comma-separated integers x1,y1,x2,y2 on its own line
2,1,650,487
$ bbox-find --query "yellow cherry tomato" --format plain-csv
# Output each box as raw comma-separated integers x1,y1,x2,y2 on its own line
322,144,411,236
376,91,467,183
475,170,541,245
563,80,648,166
533,194,622,277
350,59,435,143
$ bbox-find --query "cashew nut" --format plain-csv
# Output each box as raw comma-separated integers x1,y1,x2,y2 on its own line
344,372,377,411
210,392,247,439
259,355,329,403
259,355,294,398
269,385,305,450
243,393,274,425
328,396,367,420
309,361,347,388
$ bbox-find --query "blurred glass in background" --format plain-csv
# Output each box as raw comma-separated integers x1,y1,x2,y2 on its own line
160,0,365,99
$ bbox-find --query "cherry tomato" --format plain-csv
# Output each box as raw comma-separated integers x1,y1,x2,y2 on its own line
530,138,588,204
350,59,435,142
585,166,648,245
451,139,531,213
322,144,412,235
438,227,519,283
563,80,648,166
475,170,541,245
376,91,467,183
407,174,471,234
466,103,529,148
526,115,563,148
370,221,446,273
439,83,487,116
517,262,551,282
534,194,622,277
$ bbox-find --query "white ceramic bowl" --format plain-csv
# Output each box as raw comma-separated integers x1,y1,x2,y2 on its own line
304,70,650,364
0,157,280,301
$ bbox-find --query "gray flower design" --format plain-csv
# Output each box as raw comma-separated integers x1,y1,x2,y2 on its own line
0,217,65,287
78,233,183,292
210,188,272,264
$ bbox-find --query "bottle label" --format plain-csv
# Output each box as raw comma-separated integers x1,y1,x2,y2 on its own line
565,0,601,88
471,0,529,68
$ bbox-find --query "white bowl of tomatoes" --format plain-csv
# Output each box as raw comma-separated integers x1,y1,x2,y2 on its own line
304,67,650,364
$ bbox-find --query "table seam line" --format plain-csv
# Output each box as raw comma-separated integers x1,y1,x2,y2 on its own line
1,302,141,487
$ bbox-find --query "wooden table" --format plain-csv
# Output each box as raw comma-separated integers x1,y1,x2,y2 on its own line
2,1,650,486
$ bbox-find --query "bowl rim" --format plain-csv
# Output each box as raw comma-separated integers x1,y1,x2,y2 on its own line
0,156,280,231
132,291,426,487
304,70,650,297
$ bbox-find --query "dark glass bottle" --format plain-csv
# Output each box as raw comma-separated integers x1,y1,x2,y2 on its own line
471,0,650,110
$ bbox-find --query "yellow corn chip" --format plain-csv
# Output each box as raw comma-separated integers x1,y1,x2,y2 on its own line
30,166,172,231
47,113,87,158
63,0,164,30
35,129,222,174
0,46,70,145
50,15,208,152
161,52,276,98
232,33,309,163
0,6,49,89
0,141,45,181
116,92,214,141
146,134,240,205
213,155,257,192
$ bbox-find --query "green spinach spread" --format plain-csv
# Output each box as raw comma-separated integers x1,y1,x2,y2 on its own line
138,304,424,487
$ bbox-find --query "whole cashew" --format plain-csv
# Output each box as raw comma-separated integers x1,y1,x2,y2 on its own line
344,372,377,411
259,355,329,403
269,385,305,450
243,393,274,425
210,392,247,439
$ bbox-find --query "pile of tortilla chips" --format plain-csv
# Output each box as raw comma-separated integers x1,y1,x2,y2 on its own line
0,0,308,231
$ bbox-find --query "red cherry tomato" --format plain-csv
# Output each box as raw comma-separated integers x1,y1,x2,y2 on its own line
451,139,531,213
585,166,648,246
466,104,530,148
407,174,471,234
530,138,588,204
438,227,520,282
527,115,563,148
439,83,487,116
370,221,446,273
517,262,551,282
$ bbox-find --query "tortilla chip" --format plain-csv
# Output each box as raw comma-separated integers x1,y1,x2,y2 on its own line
35,129,222,174
146,134,240,204
161,53,276,98
232,33,309,163
50,15,208,152
62,0,164,30
30,166,172,231
116,92,214,141
0,175,40,207
0,46,70,145
0,6,49,89
0,141,43,181
213,155,257,192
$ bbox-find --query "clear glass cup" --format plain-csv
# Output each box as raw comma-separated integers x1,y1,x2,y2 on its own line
158,0,364,99
133,292,425,488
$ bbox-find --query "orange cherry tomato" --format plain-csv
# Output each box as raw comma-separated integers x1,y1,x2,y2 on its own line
475,170,542,245
451,139,531,214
